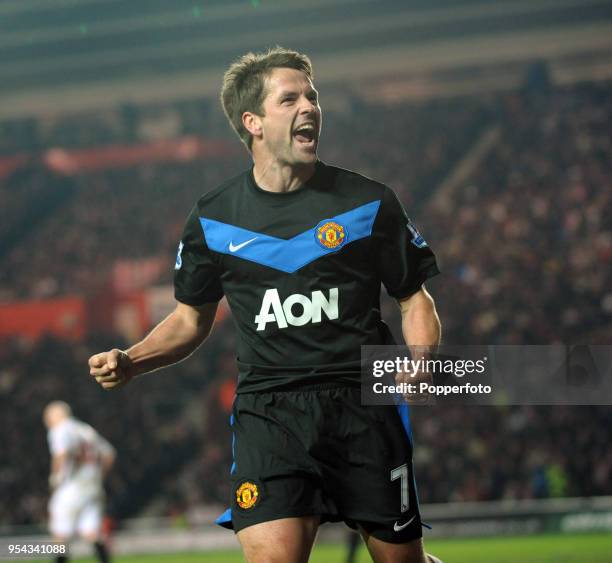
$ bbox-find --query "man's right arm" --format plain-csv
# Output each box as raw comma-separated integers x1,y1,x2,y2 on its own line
49,452,67,490
88,301,218,390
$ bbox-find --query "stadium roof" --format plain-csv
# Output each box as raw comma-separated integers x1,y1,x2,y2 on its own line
1,0,612,116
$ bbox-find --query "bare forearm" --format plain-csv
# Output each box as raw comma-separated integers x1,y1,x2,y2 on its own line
101,453,115,475
89,302,217,389
400,288,441,349
125,305,213,377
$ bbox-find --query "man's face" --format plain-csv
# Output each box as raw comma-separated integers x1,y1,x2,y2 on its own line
255,67,322,165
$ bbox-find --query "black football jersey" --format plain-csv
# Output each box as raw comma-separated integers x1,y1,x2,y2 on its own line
174,161,439,392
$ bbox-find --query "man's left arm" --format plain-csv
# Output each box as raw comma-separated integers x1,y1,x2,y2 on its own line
398,286,441,349
397,287,441,398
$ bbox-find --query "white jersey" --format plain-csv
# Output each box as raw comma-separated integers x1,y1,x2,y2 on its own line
48,417,114,490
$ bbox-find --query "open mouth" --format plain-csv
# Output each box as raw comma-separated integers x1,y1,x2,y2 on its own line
293,123,316,147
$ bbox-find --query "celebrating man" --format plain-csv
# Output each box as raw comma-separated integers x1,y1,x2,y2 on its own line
89,47,441,563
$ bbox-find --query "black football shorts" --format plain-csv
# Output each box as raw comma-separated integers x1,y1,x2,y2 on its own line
216,384,423,544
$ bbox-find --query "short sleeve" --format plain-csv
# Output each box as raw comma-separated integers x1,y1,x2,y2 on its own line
373,186,439,299
48,425,74,456
174,205,224,305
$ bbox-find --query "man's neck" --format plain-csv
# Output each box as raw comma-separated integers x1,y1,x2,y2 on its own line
252,159,316,193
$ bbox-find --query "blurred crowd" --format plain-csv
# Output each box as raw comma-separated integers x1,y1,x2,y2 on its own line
0,160,241,301
1,75,610,527
0,98,220,155
412,404,612,503
421,81,612,344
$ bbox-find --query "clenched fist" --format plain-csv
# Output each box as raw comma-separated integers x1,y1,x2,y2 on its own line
89,349,133,390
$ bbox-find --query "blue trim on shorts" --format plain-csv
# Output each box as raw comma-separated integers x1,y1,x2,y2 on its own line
216,409,236,529
215,508,232,527
230,413,236,475
394,401,413,446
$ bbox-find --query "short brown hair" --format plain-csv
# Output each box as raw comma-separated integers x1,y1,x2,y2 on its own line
221,47,313,150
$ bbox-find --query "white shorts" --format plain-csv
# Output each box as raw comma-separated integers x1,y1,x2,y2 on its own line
49,483,104,539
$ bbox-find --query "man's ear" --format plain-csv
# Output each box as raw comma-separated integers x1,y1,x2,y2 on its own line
243,111,262,139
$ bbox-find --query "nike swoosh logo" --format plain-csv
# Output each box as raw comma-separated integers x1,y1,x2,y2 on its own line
393,515,416,532
229,237,258,252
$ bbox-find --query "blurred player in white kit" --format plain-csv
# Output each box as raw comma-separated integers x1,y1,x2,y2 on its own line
43,401,115,563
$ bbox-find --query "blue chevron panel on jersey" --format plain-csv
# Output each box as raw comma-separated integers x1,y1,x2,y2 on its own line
200,199,381,273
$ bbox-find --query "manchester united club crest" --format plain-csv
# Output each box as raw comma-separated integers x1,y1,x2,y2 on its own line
236,481,259,510
315,220,347,250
